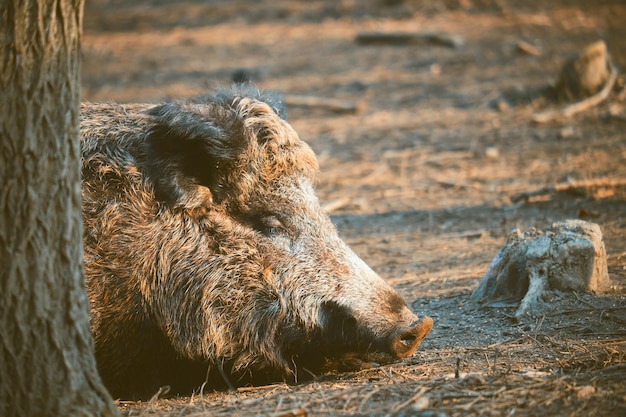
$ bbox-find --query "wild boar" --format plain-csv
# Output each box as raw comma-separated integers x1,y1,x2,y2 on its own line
80,85,433,399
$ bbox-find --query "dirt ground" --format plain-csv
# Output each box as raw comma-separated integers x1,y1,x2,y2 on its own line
81,1,626,415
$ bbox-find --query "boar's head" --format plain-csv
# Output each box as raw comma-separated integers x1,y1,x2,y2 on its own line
81,85,432,399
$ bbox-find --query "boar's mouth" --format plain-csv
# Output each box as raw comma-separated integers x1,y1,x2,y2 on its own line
280,301,432,379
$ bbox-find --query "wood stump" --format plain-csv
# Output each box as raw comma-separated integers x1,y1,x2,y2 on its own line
555,41,612,101
471,220,611,317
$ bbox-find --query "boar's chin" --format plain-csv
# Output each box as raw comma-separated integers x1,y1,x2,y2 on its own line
319,351,399,373
276,301,415,380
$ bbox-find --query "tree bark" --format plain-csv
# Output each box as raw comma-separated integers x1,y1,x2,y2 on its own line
0,1,119,416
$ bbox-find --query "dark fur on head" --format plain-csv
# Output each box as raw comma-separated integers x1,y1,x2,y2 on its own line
144,85,288,207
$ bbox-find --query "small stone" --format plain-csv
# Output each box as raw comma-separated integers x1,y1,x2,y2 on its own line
485,146,500,159
577,385,595,399
430,63,442,76
411,396,430,411
462,373,487,387
496,100,509,112
559,126,575,139
608,102,624,116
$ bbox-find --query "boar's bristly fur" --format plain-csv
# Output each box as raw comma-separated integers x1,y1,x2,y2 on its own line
81,85,433,399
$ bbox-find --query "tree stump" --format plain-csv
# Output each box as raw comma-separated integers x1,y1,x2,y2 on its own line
555,40,612,101
470,220,611,317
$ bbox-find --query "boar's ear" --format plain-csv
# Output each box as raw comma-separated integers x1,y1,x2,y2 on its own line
144,102,247,207
213,84,288,121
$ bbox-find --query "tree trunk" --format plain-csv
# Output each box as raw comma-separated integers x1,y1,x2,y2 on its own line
0,1,119,416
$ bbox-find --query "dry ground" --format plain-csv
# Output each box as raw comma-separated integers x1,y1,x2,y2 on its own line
82,1,626,415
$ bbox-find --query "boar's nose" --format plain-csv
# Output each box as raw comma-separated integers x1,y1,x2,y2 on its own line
388,316,434,358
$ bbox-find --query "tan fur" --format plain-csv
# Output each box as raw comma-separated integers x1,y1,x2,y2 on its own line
81,85,431,399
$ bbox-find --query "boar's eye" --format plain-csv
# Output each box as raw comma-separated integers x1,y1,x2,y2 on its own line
253,214,286,237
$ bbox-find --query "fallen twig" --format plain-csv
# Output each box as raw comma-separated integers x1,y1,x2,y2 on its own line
441,230,489,240
271,409,307,417
533,65,619,123
357,387,381,414
355,31,464,49
282,95,364,114
553,306,626,316
322,197,351,213
511,177,626,203
517,40,541,56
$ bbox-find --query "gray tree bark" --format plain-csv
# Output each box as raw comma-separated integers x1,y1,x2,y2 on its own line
0,1,119,416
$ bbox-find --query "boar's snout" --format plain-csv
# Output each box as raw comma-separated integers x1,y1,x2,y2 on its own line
387,316,434,358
